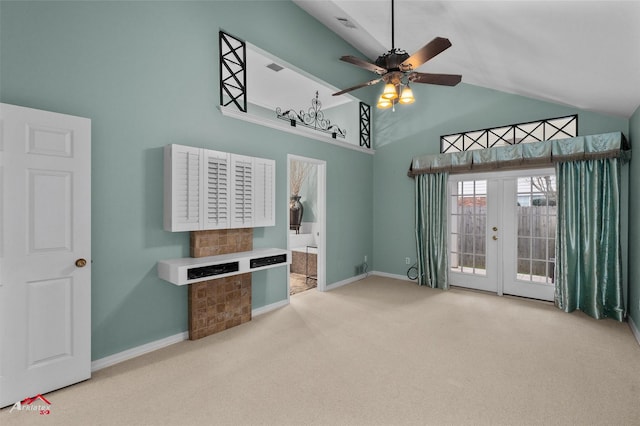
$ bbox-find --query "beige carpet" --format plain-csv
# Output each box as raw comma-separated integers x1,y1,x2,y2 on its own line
2,276,639,425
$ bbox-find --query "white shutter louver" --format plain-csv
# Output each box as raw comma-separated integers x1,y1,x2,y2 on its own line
232,156,253,227
165,145,203,231
204,151,230,229
177,151,201,224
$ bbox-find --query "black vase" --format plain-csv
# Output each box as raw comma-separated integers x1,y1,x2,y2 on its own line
289,195,304,234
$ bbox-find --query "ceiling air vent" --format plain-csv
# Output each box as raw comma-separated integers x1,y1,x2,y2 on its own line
266,63,284,72
336,17,357,29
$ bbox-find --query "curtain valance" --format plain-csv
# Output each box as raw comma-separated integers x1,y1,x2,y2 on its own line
408,132,630,177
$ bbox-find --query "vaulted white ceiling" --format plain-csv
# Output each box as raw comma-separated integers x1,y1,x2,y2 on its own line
293,0,640,118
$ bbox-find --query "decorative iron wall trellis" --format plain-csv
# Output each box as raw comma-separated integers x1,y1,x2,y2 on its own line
219,31,247,112
359,102,371,148
219,31,372,151
441,115,578,153
276,91,346,139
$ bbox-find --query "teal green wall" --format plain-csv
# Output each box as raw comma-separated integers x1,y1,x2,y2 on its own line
0,1,374,360
628,105,640,332
371,82,629,277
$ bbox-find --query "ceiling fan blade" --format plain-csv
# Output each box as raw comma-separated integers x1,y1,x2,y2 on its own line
401,37,452,71
340,56,388,75
409,72,462,86
332,78,382,96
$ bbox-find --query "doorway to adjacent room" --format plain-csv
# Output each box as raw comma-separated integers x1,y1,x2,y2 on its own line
287,155,326,296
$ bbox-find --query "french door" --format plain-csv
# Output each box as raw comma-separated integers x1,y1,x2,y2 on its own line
448,169,556,301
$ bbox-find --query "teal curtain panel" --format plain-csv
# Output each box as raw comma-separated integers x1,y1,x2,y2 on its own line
415,172,449,289
554,158,625,321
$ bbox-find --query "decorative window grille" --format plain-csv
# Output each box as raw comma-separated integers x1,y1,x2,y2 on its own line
219,31,247,112
441,115,577,153
359,102,371,148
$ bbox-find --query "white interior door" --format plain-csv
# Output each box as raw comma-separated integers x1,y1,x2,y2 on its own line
0,103,91,408
449,170,555,302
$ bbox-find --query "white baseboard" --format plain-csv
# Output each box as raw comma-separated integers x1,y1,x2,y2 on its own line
91,300,291,372
629,317,640,347
91,331,189,372
371,270,413,282
252,299,289,316
326,273,367,291
89,273,413,372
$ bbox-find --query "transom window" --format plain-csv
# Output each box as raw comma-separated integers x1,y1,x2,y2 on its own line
441,115,577,153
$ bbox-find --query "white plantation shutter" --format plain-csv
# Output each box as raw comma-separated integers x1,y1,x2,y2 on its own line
253,158,275,227
231,155,253,227
165,144,202,231
204,150,230,229
165,145,276,231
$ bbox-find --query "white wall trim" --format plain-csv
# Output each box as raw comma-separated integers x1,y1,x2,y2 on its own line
219,106,375,155
371,271,413,282
88,273,410,372
629,317,640,347
91,331,189,372
252,299,289,317
91,299,290,373
326,274,367,291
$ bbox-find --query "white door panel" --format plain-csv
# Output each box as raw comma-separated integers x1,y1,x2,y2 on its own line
448,178,499,293
0,103,91,408
502,175,556,301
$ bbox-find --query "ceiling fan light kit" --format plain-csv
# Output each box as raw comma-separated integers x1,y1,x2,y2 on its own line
377,97,393,109
382,83,399,100
377,81,415,109
399,85,415,104
333,0,462,110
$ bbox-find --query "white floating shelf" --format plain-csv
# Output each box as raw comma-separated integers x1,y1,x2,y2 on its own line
158,248,290,286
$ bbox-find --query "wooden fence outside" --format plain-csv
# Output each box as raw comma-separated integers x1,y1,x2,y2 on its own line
451,206,557,276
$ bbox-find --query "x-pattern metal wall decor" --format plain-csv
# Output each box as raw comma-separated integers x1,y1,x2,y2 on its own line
219,31,247,112
441,115,578,153
359,102,371,148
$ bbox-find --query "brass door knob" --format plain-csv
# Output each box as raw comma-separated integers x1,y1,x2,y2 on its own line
492,226,498,231
75,258,87,268
492,235,498,241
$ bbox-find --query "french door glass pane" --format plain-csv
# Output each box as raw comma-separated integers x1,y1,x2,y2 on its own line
450,180,487,276
515,176,556,284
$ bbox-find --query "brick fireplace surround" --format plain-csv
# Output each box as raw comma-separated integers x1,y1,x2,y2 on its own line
188,229,253,340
